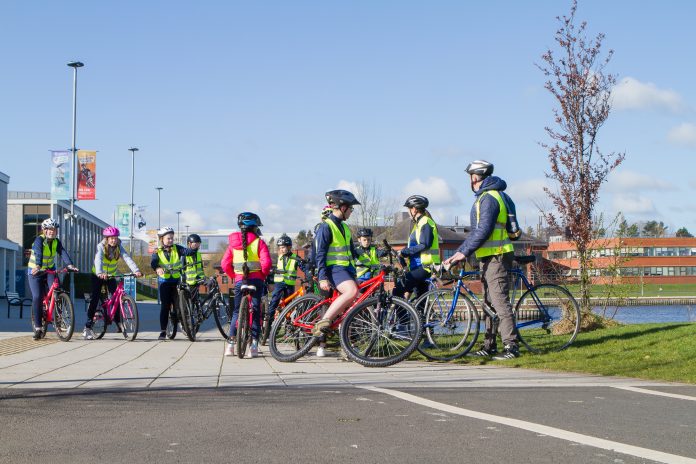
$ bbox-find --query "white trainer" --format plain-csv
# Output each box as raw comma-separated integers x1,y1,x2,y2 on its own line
245,339,259,358
224,342,235,357
316,346,326,357
82,328,95,340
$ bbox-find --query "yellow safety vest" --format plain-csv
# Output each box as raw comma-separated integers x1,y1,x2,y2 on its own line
325,219,352,267
355,246,379,278
28,235,58,270
409,216,440,267
232,237,261,274
474,190,514,259
185,251,205,285
274,253,298,285
157,246,181,279
92,253,119,275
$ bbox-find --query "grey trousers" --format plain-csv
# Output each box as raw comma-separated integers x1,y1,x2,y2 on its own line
480,252,518,349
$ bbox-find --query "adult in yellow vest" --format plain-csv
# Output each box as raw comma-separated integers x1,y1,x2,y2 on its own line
443,160,519,360
311,190,361,357
83,226,142,340
27,218,79,339
151,226,194,340
354,228,388,282
393,195,440,300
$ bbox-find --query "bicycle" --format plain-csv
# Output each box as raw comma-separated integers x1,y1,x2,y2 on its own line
268,241,423,368
414,255,580,360
235,282,259,358
90,273,139,341
177,271,233,342
30,268,76,341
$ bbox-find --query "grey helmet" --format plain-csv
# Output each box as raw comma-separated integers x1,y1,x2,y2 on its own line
41,218,59,229
465,160,494,177
276,234,292,247
157,226,175,237
403,195,429,210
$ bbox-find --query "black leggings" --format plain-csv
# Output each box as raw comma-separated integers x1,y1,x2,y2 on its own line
392,266,431,300
159,280,178,331
86,274,118,328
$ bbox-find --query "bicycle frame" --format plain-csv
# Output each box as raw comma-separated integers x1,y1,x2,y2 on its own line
100,275,133,324
40,269,69,323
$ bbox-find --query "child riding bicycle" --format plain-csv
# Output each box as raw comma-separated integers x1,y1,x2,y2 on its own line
221,212,272,357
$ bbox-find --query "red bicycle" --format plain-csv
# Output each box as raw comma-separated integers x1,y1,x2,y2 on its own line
90,273,139,341
30,268,76,341
235,283,259,358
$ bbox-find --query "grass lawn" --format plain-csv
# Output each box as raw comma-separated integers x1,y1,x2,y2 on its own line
564,283,696,298
413,323,696,384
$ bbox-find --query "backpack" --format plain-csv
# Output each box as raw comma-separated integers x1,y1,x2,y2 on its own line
500,191,521,241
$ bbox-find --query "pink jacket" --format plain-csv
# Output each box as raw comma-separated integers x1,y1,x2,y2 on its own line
221,231,272,283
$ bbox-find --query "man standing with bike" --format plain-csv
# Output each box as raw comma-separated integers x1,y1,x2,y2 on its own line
443,160,520,360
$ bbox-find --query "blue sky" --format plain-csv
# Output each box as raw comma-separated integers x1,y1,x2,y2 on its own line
2,1,696,237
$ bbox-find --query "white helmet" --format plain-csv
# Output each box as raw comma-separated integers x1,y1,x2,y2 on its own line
465,160,494,177
41,218,59,229
157,226,175,237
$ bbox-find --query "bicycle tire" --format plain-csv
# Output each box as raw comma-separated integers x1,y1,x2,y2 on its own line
166,304,178,340
93,310,107,339
54,292,75,341
268,294,323,362
414,289,480,361
119,294,139,341
236,296,250,359
178,289,196,342
211,296,231,340
340,296,422,368
514,284,580,353
30,306,49,338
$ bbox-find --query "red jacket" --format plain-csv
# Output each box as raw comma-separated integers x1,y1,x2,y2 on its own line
221,231,272,283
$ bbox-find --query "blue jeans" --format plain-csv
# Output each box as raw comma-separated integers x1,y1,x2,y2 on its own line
229,279,263,340
267,282,293,325
28,272,55,328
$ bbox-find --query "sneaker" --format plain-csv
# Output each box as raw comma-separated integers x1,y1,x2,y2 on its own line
158,331,166,341
224,341,235,357
245,339,259,358
32,328,42,340
492,345,520,360
468,347,498,357
82,328,95,340
312,319,331,337
316,346,326,357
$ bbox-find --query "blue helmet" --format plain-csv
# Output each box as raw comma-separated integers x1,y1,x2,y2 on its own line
237,212,263,228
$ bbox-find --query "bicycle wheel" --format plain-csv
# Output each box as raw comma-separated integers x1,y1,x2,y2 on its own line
340,296,422,368
93,310,107,339
414,289,480,361
178,289,196,342
166,306,178,340
236,296,250,359
211,296,231,340
119,294,139,341
53,292,75,341
514,284,580,353
268,294,323,362
29,307,49,338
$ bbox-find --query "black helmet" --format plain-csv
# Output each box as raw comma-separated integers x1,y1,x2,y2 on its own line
187,233,201,244
277,234,292,247
465,159,494,177
357,228,373,238
325,189,361,207
403,195,429,210
237,212,263,228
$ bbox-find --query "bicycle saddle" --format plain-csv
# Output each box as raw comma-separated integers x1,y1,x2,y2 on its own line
240,284,257,292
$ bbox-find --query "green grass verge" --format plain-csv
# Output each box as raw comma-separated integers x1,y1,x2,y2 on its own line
564,283,696,298
412,323,696,384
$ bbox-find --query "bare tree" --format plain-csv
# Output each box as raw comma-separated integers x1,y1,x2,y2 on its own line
538,0,625,316
351,179,399,228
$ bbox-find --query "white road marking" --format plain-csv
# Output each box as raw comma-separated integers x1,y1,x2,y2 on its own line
360,386,696,464
613,386,696,402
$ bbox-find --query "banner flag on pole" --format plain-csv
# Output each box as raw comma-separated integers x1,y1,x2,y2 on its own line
77,150,97,200
50,150,71,200
116,204,132,237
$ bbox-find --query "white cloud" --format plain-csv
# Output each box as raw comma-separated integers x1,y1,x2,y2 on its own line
336,179,360,193
506,178,549,202
611,77,686,113
612,193,656,215
402,177,460,207
667,122,696,148
606,170,674,193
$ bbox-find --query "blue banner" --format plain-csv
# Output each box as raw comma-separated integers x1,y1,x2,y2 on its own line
50,150,71,200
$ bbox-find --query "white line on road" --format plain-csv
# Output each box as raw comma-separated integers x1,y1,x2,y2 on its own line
360,385,696,464
612,386,696,402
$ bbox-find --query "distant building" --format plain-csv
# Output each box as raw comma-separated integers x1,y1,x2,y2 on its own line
0,173,21,295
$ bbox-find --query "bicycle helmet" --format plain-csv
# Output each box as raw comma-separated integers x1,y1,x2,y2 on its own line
403,195,429,210
187,233,201,243
157,226,175,237
465,159,494,177
357,228,373,238
320,205,333,220
237,212,263,228
41,218,59,229
103,226,120,237
325,189,361,207
277,234,292,247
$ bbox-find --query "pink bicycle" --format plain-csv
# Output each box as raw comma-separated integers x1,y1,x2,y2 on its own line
90,273,139,341
31,268,76,341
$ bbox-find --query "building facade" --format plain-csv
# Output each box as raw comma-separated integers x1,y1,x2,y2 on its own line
0,173,21,295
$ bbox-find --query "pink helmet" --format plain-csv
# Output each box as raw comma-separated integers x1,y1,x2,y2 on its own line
103,226,120,237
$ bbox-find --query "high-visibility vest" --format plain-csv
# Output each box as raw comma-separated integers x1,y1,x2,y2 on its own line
92,250,119,275
355,246,379,278
474,190,514,259
325,219,352,267
274,253,298,285
157,246,181,279
232,237,261,274
409,216,440,267
185,251,205,285
28,235,58,270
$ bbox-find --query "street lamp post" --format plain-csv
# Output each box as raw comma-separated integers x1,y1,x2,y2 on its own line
67,60,84,303
185,225,190,239
156,187,163,229
176,211,181,244
128,148,139,256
